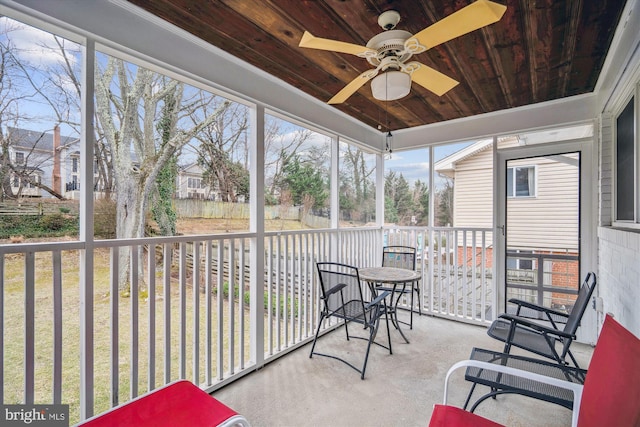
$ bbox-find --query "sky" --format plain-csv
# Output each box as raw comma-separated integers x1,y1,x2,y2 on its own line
385,141,472,188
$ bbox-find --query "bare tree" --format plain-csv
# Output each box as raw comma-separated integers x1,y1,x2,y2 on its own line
263,119,313,204
341,145,375,222
189,96,249,202
94,56,229,288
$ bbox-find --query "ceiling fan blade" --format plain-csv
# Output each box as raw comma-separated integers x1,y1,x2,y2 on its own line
409,0,507,51
299,31,375,57
407,62,459,96
328,69,379,104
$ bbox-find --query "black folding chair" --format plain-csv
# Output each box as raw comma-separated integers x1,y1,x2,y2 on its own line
379,246,421,328
487,272,596,369
309,262,392,379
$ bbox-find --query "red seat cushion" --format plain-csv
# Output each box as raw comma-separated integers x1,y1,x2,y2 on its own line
81,380,238,427
577,315,640,427
428,404,504,427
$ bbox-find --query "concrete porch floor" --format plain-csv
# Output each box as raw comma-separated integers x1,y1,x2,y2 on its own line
213,314,594,427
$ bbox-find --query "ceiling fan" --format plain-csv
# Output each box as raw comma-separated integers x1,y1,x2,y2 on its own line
299,0,507,104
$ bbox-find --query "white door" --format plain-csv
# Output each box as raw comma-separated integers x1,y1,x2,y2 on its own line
495,138,597,343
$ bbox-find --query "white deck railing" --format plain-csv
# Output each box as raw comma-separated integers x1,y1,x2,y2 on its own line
0,226,493,424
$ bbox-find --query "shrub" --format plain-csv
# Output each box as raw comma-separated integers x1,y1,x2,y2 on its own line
39,213,67,231
94,198,117,238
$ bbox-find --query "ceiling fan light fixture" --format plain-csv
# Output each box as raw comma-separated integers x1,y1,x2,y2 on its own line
371,71,411,101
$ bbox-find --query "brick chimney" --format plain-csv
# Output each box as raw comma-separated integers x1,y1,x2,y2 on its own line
52,125,61,194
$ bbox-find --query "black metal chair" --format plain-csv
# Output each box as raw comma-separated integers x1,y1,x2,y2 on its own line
309,262,392,379
378,246,421,328
486,272,596,369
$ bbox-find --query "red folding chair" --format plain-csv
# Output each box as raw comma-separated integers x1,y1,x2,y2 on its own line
80,380,250,427
429,315,640,427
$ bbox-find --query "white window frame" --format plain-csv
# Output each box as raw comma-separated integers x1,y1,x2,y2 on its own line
612,82,640,229
506,165,537,198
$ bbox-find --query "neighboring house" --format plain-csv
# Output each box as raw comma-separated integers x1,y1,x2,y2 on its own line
175,163,246,202
4,127,215,201
435,136,579,252
435,135,581,309
64,151,110,200
175,163,211,199
3,126,79,199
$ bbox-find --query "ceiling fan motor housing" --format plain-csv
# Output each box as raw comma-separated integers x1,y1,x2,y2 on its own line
366,30,413,67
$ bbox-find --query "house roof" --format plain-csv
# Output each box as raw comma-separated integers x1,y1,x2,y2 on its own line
8,127,78,152
434,139,494,174
178,163,204,175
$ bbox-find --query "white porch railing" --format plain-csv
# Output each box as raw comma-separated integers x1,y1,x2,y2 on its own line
0,226,493,424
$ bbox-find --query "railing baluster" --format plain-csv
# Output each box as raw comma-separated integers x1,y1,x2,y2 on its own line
24,251,35,404
205,240,212,385
179,242,187,379
110,247,119,406
216,240,224,381
130,245,138,399
238,238,245,369
266,236,273,355
463,231,468,318
192,241,200,383
163,243,171,385
147,244,156,392
302,233,309,338
52,251,63,404
228,239,235,374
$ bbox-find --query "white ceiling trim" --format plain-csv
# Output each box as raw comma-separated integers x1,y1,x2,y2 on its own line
394,93,598,149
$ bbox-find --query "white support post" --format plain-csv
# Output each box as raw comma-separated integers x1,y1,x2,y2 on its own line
79,38,96,421
492,135,501,321
331,136,339,230
376,151,385,253
250,104,265,368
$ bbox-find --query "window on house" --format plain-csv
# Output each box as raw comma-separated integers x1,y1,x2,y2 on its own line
507,166,535,197
28,175,39,188
615,96,636,223
12,175,19,188
506,250,534,270
72,158,78,173
15,152,25,165
188,177,201,189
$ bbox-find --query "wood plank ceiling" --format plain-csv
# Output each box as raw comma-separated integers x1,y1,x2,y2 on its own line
127,0,627,132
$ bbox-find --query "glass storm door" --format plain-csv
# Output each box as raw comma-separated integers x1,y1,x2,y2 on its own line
496,139,596,343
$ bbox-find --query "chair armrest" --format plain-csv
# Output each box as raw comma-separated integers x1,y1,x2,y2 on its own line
499,313,575,339
507,299,570,320
324,283,347,298
366,290,391,308
442,359,583,427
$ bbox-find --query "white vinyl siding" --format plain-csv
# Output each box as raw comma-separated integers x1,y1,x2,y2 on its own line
506,154,579,251
451,145,579,251
453,147,494,230
452,146,494,247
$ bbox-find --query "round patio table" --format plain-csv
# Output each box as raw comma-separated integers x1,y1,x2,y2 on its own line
359,266,421,344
